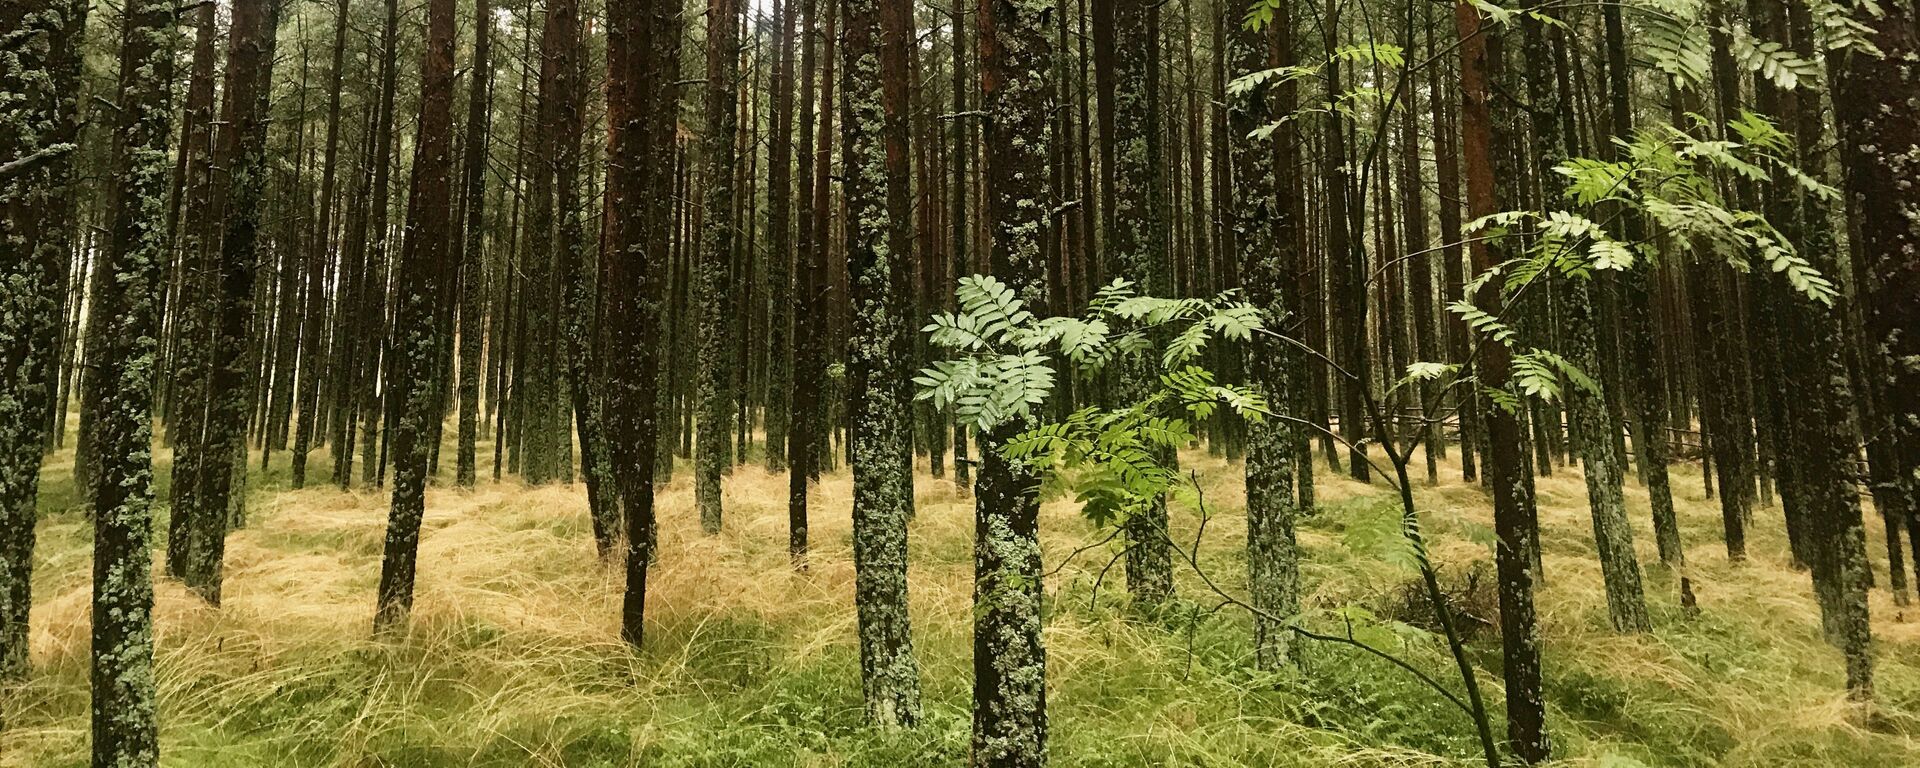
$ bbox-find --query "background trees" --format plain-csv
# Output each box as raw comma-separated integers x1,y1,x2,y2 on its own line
1,0,1914,763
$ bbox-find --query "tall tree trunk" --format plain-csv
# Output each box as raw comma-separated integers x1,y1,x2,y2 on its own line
374,0,457,635
292,0,354,490
164,2,222,579
1227,2,1300,671
1456,3,1548,760
0,0,90,683
1832,0,1920,602
840,0,925,726
971,0,1053,762
186,0,283,604
696,0,745,533
455,0,494,488
764,0,799,472
1523,11,1648,633
1777,0,1874,700
1600,0,1683,568
947,0,973,490
547,0,616,554
607,0,682,646
1323,7,1370,483
88,0,178,759
1096,0,1175,611
790,0,838,565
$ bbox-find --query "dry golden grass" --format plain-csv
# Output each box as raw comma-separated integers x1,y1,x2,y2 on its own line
3,434,1917,766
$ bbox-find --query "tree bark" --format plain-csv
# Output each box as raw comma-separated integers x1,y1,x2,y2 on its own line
88,0,178,759
454,0,494,488
374,0,457,635
839,0,925,725
0,0,90,683
1096,0,1176,612
1456,4,1548,760
971,0,1054,761
1227,5,1301,671
694,0,745,533
186,0,284,604
1832,0,1920,604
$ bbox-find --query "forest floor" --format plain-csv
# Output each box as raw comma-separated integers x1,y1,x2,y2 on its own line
5,429,1920,767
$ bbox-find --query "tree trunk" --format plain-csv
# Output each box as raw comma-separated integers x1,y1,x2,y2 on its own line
88,0,178,759
454,0,494,489
1832,0,1920,604
1456,3,1548,760
693,0,745,533
0,0,90,682
164,2,223,580
1096,0,1175,611
1227,4,1301,671
971,0,1054,762
292,0,354,489
1323,7,1370,483
373,0,457,635
764,0,800,473
839,0,925,725
1524,11,1648,633
186,0,284,604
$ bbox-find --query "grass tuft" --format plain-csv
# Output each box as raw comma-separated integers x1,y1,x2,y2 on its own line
3,436,1916,766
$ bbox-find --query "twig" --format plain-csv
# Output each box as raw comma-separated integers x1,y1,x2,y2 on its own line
0,143,75,183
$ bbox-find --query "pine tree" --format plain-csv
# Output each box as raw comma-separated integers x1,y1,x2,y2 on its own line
183,0,283,604
764,0,800,473
1456,1,1547,759
946,0,973,491
1832,0,1919,598
1227,3,1300,670
0,0,90,683
971,0,1054,761
87,0,179,758
374,0,457,634
290,0,345,470
1773,0,1873,700
840,0,925,726
1096,0,1174,611
789,0,836,567
1604,0,1684,568
163,2,223,580
548,0,617,554
454,0,494,489
1522,9,1648,634
695,0,746,534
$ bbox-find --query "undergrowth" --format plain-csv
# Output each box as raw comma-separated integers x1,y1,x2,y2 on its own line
3,432,1917,766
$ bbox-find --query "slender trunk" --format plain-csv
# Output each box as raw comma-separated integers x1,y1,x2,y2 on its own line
971,0,1054,762
1227,2,1300,670
1323,8,1370,483
1601,0,1683,567
1831,0,1920,608
374,0,457,635
764,0,800,472
455,0,494,488
947,0,973,491
1457,4,1547,760
0,0,91,682
1524,12,1648,632
696,0,745,533
1096,0,1174,611
187,0,284,604
840,0,925,725
88,0,178,759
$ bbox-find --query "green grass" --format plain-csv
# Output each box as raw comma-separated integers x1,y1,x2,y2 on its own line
3,431,1917,767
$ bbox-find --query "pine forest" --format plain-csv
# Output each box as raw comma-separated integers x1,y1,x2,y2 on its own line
1,0,1918,764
